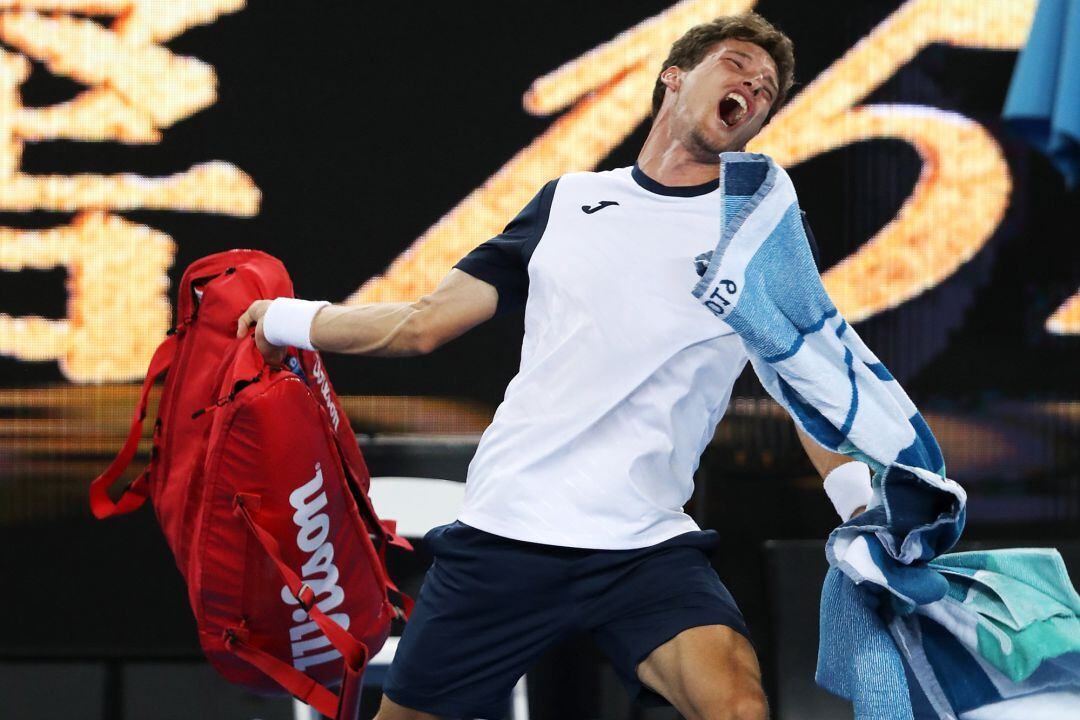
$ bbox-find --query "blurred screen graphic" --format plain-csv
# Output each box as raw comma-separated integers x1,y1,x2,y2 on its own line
0,0,1076,531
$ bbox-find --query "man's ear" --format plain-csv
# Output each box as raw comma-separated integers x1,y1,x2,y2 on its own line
660,66,681,91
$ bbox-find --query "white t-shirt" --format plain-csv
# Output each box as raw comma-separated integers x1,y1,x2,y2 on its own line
453,165,817,549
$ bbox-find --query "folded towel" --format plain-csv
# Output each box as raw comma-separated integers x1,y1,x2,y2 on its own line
1003,0,1080,187
693,152,1080,719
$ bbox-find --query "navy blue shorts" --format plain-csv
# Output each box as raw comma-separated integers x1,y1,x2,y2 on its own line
383,522,750,719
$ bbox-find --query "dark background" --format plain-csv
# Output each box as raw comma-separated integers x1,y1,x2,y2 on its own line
1,1,1078,718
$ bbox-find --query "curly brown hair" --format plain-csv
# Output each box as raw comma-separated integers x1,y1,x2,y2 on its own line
651,13,795,122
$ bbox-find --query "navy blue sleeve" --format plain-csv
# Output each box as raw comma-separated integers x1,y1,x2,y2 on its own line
454,178,558,316
800,210,822,271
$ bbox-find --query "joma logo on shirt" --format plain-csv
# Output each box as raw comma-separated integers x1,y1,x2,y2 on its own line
281,463,350,671
581,200,619,214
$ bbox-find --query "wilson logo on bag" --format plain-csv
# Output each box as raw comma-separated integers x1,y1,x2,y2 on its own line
89,249,412,719
284,462,351,671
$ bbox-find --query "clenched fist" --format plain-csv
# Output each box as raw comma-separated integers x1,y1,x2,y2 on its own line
236,299,286,365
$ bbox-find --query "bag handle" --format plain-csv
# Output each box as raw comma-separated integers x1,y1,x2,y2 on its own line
89,334,178,519
232,493,381,718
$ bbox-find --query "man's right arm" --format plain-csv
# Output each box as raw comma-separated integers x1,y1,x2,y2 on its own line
309,269,498,356
239,179,556,362
236,268,499,362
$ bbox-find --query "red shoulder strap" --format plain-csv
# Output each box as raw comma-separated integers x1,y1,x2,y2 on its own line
224,627,363,719
89,334,177,519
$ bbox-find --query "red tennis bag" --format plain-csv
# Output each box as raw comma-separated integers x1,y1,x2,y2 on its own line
89,249,412,719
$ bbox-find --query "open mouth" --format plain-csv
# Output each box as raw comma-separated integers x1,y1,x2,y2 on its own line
718,92,748,128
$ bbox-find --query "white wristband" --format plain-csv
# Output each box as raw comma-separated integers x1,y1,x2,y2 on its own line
261,298,329,351
824,461,873,521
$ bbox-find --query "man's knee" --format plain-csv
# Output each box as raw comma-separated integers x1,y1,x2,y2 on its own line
700,685,769,720
728,685,769,720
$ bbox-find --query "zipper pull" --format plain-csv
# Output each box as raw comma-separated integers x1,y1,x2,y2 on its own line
190,374,262,419
191,395,230,419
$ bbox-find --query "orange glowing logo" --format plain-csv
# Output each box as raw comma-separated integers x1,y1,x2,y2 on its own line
0,0,1073,386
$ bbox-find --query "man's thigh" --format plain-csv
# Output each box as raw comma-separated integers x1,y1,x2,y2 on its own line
585,532,753,709
637,624,768,720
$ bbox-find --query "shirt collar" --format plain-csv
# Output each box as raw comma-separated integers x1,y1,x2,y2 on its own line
631,164,719,197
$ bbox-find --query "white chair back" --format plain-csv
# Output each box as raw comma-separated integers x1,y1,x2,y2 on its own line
367,476,466,538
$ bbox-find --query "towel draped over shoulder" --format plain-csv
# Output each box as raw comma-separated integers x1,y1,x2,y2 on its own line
691,152,1080,719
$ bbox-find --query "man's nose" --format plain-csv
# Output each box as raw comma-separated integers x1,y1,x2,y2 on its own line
742,78,761,96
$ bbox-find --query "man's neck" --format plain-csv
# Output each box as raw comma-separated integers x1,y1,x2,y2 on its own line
636,120,728,187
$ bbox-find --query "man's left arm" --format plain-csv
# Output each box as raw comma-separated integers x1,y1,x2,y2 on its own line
795,426,872,521
794,212,871,521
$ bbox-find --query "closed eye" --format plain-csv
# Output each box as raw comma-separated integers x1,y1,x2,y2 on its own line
725,55,776,101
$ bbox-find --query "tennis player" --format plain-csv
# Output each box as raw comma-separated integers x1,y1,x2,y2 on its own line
239,13,871,720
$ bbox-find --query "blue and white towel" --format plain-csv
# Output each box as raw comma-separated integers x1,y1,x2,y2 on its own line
692,152,1080,719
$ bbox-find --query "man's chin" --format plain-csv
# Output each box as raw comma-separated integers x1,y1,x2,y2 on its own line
689,129,742,159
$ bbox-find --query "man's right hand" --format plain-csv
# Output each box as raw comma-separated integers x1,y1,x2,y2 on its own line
236,299,286,365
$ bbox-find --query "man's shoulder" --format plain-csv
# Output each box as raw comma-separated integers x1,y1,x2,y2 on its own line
557,166,633,183
548,167,634,198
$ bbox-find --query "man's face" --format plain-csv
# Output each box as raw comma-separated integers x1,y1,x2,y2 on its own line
664,39,780,158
